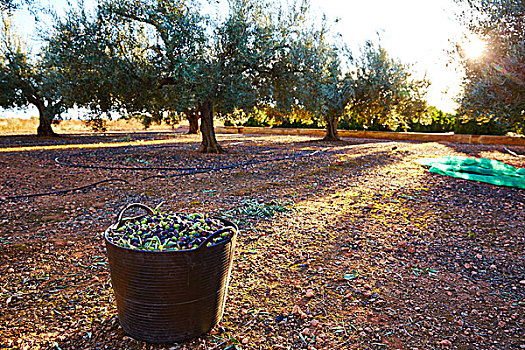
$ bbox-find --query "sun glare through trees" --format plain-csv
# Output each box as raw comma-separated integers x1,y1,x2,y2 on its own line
463,36,487,60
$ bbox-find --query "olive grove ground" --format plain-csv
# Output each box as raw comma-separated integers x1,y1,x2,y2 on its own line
0,131,523,349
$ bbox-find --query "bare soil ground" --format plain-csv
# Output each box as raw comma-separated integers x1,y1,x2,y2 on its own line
0,131,523,350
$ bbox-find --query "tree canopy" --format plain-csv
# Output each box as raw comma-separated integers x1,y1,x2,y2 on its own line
288,29,354,141
456,0,525,132
346,42,429,132
0,13,65,136
0,0,24,12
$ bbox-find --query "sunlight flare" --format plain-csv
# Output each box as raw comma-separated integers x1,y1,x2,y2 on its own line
464,36,486,60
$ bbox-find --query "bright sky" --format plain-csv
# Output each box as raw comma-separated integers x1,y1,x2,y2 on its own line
308,0,465,113
3,0,466,118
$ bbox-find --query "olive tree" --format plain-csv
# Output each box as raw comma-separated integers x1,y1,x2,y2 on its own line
0,13,65,136
254,12,355,141
455,0,524,132
294,41,354,141
45,0,312,153
44,4,170,127
347,42,429,131
308,47,354,141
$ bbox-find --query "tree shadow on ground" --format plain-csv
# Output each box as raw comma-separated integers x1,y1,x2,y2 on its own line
437,141,525,163
0,131,188,148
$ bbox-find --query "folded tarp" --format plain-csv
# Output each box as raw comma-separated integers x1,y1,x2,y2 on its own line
415,156,525,189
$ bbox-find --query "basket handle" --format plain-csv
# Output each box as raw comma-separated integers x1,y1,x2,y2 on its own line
196,226,237,250
111,203,156,230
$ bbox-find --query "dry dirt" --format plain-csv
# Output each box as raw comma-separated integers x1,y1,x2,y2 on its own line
0,131,523,350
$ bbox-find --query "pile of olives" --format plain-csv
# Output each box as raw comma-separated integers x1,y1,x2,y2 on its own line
106,212,234,251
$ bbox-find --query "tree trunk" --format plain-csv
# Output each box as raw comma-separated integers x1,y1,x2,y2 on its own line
323,113,340,141
198,101,224,154
187,110,200,134
36,101,57,137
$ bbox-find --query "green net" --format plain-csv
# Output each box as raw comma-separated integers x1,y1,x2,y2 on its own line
415,156,525,189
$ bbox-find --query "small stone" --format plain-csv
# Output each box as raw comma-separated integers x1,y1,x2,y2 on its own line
310,319,320,327
241,337,249,344
363,290,373,297
439,339,452,347
305,289,314,298
519,280,525,285
407,246,416,254
498,320,506,328
7,268,14,273
476,253,482,259
464,263,471,269
292,305,302,315
397,241,407,248
53,239,69,247
301,327,312,336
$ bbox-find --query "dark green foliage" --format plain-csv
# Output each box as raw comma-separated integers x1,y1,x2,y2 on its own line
340,106,455,133
407,106,455,133
275,118,321,129
242,116,270,127
338,118,390,132
453,119,508,135
84,118,108,133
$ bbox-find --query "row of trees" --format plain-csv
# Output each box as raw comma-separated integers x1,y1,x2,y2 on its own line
227,42,431,136
1,0,430,152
